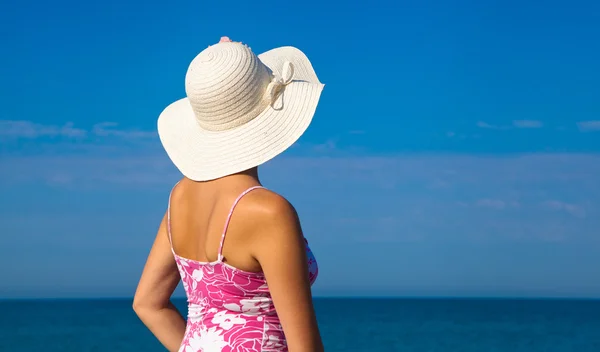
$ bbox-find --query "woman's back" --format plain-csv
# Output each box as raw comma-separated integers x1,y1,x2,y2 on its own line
167,179,318,351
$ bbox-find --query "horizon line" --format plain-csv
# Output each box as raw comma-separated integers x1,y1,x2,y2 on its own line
2,295,600,302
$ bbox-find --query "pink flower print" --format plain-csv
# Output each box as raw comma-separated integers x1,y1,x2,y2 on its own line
234,341,263,352
186,327,228,352
222,296,270,314
223,302,242,312
264,333,284,350
211,311,247,330
178,257,190,267
240,296,271,314
206,280,226,302
187,304,206,321
192,269,203,281
191,268,203,290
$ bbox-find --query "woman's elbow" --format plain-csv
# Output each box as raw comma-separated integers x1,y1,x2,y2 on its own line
132,294,156,317
133,292,171,314
132,296,146,316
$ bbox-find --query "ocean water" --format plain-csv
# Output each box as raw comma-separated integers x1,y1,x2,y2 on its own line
1,298,600,351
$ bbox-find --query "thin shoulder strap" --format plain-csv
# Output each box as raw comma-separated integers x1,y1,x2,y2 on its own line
166,181,180,250
217,186,265,261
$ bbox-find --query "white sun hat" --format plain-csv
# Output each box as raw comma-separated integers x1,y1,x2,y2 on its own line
157,40,325,181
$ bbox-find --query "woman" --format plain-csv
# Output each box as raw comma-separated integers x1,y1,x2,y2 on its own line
133,36,325,352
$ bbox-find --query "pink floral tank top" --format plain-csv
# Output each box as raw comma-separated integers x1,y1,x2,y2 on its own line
168,186,319,352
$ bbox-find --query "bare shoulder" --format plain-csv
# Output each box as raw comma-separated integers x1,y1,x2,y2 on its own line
166,179,186,209
239,189,302,242
245,188,298,218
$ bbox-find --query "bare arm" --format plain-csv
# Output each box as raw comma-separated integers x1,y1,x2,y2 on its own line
250,194,324,352
133,212,186,352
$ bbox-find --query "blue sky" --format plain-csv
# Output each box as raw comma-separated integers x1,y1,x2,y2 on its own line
1,0,600,299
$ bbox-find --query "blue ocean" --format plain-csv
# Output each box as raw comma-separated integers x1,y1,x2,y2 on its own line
1,298,600,351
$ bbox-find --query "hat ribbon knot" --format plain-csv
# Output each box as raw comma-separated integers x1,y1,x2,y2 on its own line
265,61,294,109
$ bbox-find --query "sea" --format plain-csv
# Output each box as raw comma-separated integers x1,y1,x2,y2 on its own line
1,298,600,351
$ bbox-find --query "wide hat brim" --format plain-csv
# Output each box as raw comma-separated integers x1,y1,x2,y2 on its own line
157,46,324,181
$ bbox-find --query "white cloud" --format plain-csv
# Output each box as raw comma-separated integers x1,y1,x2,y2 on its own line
513,120,543,128
476,121,506,130
477,120,544,130
4,152,600,194
92,122,157,139
542,200,587,218
311,139,337,153
577,121,600,132
0,120,87,139
474,199,522,209
0,154,178,188
2,140,599,244
476,199,507,209
0,120,156,141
